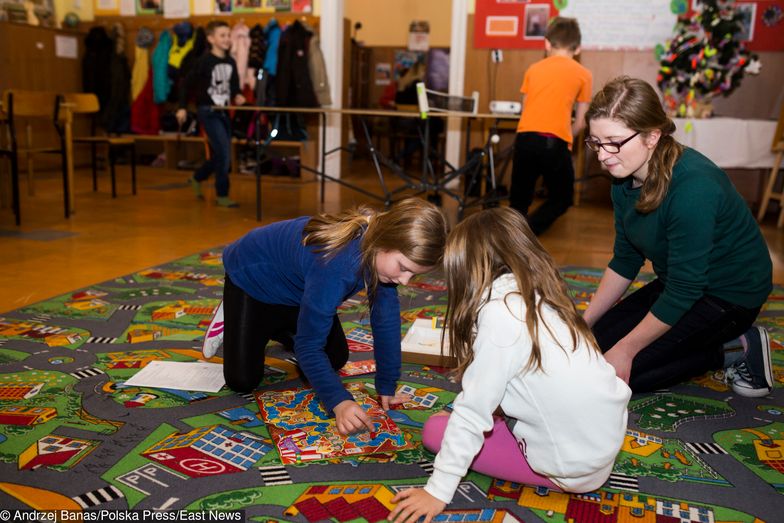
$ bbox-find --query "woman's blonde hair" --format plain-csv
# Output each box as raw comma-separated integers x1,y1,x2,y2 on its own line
585,76,683,213
444,207,598,376
302,198,447,295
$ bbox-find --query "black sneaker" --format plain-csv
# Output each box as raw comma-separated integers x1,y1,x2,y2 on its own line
726,326,773,397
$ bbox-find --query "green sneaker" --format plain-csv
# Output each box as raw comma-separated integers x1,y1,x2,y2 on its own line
216,197,239,208
188,177,204,199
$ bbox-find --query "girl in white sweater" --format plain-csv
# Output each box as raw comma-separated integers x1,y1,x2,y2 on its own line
390,207,631,523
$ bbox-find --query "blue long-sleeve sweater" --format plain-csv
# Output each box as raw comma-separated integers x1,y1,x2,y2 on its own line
222,217,401,412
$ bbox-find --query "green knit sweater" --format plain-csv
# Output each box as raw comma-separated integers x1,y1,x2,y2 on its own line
609,147,772,325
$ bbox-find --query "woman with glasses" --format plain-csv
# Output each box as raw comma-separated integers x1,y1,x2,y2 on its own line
582,77,773,398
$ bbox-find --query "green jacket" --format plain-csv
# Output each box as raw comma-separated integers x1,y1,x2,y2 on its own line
609,147,772,325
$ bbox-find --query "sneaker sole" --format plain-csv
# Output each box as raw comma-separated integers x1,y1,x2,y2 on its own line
757,326,774,389
202,302,224,359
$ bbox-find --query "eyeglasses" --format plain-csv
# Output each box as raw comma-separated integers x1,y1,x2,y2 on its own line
584,132,640,154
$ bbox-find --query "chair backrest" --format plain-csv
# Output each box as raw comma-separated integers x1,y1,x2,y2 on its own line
415,82,479,117
3,90,60,118
61,93,100,115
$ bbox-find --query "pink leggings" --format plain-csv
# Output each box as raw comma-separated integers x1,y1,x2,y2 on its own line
422,414,560,490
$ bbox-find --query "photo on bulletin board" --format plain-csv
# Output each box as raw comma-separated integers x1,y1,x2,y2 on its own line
233,0,271,13
291,0,311,12
136,0,162,15
375,63,392,86
265,0,291,10
524,4,549,39
214,0,232,13
736,2,757,42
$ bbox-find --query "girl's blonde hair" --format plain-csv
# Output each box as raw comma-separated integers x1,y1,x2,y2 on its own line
444,207,598,376
585,76,683,213
302,198,447,295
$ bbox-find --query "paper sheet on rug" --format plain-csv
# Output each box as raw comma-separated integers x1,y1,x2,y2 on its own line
256,382,414,465
124,360,225,392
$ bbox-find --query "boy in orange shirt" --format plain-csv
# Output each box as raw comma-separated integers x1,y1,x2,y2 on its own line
509,17,591,235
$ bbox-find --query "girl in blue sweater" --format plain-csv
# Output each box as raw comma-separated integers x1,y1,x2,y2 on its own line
215,198,447,434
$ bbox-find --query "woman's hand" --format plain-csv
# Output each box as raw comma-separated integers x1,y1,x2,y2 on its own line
603,345,633,384
389,488,446,523
234,94,246,106
175,108,187,126
333,399,374,435
380,391,412,410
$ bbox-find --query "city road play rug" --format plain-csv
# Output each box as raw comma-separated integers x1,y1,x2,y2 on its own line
0,251,781,523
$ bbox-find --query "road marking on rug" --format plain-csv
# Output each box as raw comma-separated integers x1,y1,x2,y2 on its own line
417,459,434,475
87,336,118,344
70,367,105,380
686,442,727,455
155,497,179,511
607,472,639,491
30,313,52,323
118,304,142,311
259,465,292,485
72,485,124,508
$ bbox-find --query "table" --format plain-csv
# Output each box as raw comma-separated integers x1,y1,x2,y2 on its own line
219,105,520,220
672,117,778,169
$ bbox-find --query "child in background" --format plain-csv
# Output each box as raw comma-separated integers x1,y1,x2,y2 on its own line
177,20,245,208
509,16,592,235
390,207,630,523
216,198,447,435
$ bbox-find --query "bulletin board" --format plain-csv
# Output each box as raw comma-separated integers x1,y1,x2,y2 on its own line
474,0,784,51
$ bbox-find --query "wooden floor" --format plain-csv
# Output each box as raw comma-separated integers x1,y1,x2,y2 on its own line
1,161,782,314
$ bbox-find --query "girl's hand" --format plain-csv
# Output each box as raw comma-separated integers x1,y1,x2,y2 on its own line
604,346,633,384
333,399,374,435
389,488,446,523
234,94,246,106
380,392,412,410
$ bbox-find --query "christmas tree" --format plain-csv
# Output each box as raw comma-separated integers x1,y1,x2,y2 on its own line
657,0,760,118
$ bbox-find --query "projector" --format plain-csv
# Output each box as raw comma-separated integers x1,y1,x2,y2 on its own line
489,100,521,115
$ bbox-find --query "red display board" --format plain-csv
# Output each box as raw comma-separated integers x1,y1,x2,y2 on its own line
474,0,556,50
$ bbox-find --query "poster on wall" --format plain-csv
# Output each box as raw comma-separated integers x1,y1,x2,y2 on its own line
192,0,213,15
733,0,784,51
233,0,271,13
474,0,554,49
164,0,190,18
558,0,679,50
291,0,311,13
375,63,392,86
136,0,162,15
94,0,120,16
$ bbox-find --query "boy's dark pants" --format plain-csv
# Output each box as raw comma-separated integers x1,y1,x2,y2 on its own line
592,279,759,392
222,274,349,392
195,106,232,198
509,132,574,235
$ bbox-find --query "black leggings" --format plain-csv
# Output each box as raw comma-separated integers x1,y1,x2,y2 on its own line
222,274,349,392
592,279,760,392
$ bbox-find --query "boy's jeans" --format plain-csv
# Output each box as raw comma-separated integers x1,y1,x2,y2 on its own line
195,105,232,197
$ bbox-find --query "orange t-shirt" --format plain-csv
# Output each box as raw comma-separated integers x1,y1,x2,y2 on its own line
516,55,592,145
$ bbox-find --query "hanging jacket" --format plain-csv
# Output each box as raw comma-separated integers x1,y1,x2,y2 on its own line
230,22,252,89
131,51,160,135
178,26,208,105
263,19,281,76
152,30,173,104
82,26,114,116
276,20,318,108
105,23,131,133
304,22,331,106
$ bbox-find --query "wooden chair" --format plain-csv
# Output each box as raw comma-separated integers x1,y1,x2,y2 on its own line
0,90,69,225
61,93,136,198
756,103,784,228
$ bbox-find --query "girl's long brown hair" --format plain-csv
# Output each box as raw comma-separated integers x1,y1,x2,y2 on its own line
302,198,447,296
444,207,598,376
585,76,683,213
